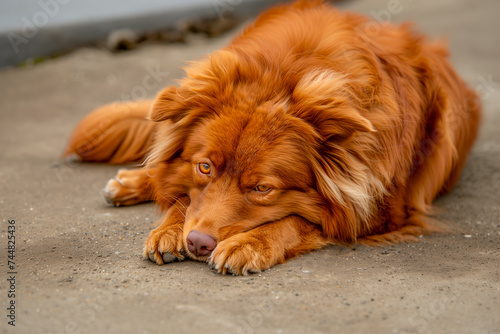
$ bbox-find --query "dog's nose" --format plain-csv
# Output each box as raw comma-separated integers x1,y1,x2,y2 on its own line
186,230,216,257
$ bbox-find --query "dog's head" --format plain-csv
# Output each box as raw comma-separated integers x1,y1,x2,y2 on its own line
147,51,379,260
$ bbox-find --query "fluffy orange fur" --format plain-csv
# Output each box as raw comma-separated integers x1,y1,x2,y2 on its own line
65,1,481,275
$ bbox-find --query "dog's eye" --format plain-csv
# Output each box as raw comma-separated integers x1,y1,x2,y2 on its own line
198,163,211,175
255,185,271,193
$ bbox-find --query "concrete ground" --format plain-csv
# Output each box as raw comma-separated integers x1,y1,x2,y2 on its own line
1,0,499,333
0,0,283,68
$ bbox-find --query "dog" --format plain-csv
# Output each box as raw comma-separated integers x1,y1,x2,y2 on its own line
64,0,481,275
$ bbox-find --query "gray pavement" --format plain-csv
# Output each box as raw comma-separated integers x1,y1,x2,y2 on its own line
1,0,499,333
0,0,283,68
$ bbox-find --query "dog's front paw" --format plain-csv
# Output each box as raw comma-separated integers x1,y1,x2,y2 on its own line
101,169,152,206
143,225,185,265
209,236,283,275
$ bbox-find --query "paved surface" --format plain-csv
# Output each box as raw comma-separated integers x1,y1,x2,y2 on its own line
1,0,499,333
0,0,282,68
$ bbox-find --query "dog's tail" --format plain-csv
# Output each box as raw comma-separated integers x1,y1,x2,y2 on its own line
63,100,156,164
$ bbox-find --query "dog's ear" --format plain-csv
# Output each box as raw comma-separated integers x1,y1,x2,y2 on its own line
148,86,192,123
145,85,195,166
291,70,375,139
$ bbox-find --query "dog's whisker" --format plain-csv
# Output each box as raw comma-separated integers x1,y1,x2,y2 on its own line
64,0,480,276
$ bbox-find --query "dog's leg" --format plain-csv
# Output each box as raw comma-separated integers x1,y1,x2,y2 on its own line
209,216,329,275
101,167,156,206
143,197,188,264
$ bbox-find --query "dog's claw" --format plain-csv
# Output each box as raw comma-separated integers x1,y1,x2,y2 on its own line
148,250,155,263
162,252,177,263
64,153,81,163
100,188,114,206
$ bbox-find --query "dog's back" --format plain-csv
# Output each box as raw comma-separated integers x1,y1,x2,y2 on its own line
64,1,481,249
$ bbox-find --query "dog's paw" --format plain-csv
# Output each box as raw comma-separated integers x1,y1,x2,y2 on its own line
209,237,281,275
143,225,185,265
101,169,150,206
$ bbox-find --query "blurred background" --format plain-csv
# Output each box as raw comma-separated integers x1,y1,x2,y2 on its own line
0,1,499,334
0,0,286,68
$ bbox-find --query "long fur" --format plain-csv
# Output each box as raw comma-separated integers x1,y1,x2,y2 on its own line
64,100,156,164
65,1,481,271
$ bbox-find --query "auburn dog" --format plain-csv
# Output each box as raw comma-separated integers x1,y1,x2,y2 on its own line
64,1,481,275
